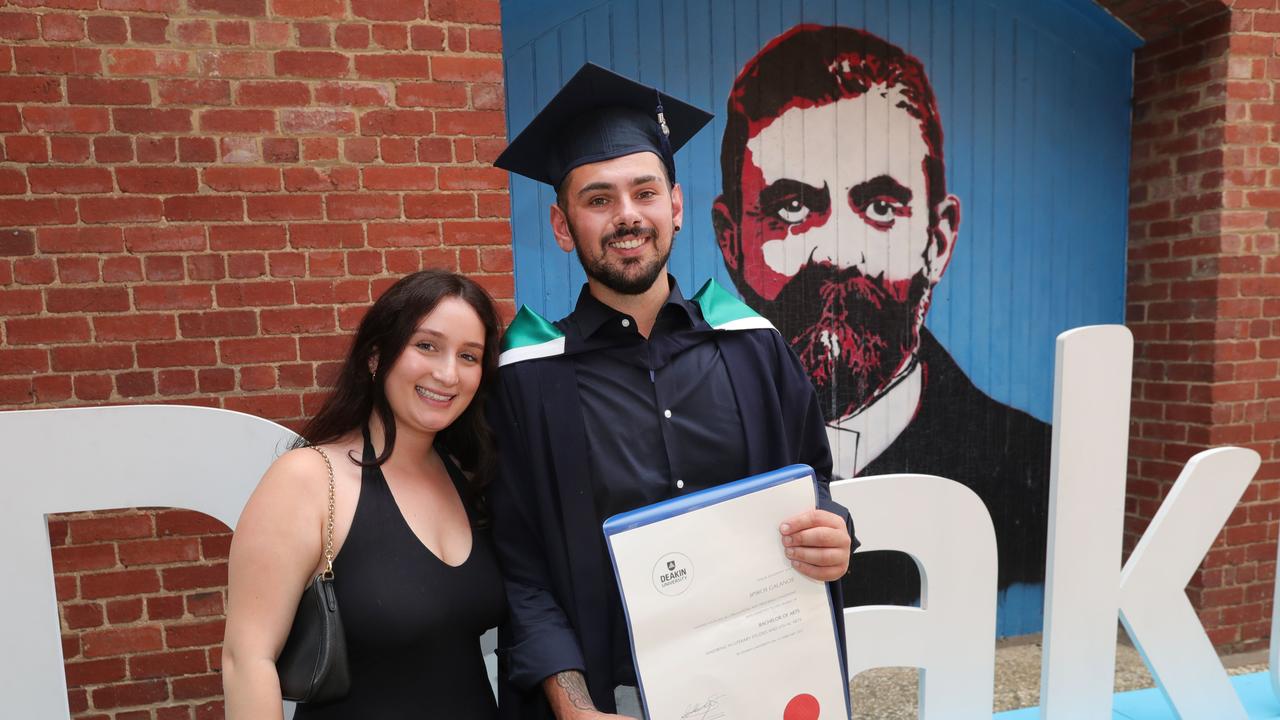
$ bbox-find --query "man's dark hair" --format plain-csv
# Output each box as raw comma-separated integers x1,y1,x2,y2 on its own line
720,24,947,227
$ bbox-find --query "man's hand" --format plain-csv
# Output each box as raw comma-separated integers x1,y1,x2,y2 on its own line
779,508,851,581
544,671,632,719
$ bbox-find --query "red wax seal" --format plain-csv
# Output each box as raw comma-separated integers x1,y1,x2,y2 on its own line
783,693,820,720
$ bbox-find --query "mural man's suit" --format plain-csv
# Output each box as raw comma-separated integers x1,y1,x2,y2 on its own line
713,24,1052,604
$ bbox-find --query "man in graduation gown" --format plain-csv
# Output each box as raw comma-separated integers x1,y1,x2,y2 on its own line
487,63,857,719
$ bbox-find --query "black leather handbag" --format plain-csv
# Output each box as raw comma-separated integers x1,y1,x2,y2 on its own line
276,446,351,703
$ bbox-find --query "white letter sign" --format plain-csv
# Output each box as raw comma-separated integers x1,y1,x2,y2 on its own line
0,326,1269,719
1038,327,1259,719
0,405,295,718
832,473,998,717
1039,325,1133,718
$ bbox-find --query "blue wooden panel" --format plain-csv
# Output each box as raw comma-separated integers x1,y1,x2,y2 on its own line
611,0,640,78
583,5,610,65
684,0,718,287
1010,19,1037,413
989,10,1015,403
1027,30,1061,423
864,0,891,43
500,0,1139,637
799,0,837,25
503,43,543,314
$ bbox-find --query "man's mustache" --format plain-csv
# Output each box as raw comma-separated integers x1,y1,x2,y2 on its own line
602,225,658,247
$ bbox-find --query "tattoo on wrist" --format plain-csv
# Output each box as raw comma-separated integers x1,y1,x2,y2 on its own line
555,671,595,711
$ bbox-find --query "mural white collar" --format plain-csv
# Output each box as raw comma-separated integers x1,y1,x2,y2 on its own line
827,361,923,477
497,278,775,367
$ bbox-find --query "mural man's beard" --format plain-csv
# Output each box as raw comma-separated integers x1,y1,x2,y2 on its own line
754,263,931,422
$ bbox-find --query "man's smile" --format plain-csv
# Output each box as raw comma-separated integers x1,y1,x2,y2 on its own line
608,235,648,251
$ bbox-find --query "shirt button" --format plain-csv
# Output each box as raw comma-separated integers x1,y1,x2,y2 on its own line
621,318,631,328
676,479,685,489
663,409,672,419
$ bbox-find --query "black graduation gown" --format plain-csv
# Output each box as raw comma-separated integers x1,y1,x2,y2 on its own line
487,324,853,719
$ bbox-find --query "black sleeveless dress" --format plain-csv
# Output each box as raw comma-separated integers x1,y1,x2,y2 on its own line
294,431,505,719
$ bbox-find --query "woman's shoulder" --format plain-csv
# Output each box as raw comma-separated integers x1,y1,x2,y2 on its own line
267,445,330,482
258,439,357,497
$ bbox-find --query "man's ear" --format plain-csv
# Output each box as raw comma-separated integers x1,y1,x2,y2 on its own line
926,194,960,284
712,195,740,272
549,202,575,254
670,182,685,231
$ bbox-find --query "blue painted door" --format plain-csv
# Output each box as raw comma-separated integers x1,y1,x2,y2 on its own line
500,0,1139,637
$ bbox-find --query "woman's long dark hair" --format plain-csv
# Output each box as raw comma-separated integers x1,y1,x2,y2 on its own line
294,270,503,502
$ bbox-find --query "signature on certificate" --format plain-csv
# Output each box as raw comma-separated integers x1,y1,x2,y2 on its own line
680,694,727,720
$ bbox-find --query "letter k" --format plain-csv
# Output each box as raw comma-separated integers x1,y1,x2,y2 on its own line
1040,327,1259,719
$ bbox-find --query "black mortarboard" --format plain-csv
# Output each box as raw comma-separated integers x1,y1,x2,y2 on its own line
494,62,713,189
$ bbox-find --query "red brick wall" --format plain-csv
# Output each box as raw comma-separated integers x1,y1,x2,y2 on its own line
50,510,233,719
1121,2,1233,633
0,0,509,716
1203,0,1280,650
1115,0,1280,653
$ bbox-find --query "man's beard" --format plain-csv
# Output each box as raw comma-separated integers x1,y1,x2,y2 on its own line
748,263,930,422
573,223,671,295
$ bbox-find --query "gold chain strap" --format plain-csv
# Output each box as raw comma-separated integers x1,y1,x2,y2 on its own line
309,445,336,579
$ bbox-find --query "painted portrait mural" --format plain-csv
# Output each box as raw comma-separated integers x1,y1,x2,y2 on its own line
499,0,1139,636
712,23,1053,609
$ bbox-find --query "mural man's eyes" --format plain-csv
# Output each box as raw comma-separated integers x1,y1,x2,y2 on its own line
776,199,810,224
847,176,913,231
854,196,910,230
867,199,899,221
759,180,830,226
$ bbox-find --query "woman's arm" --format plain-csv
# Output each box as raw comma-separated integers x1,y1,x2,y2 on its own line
223,448,329,720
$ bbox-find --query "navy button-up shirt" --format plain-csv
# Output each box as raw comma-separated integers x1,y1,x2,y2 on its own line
565,277,748,685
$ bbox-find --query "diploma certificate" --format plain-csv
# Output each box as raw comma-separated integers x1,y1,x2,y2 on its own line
603,465,849,720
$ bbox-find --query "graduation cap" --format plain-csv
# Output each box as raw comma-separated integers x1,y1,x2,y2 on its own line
494,62,713,189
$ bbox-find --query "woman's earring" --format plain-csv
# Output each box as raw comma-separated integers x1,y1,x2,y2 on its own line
674,224,681,232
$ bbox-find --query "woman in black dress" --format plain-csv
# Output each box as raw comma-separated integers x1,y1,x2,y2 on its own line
223,270,506,719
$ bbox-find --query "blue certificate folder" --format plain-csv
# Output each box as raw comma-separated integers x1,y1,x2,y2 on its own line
602,464,850,719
